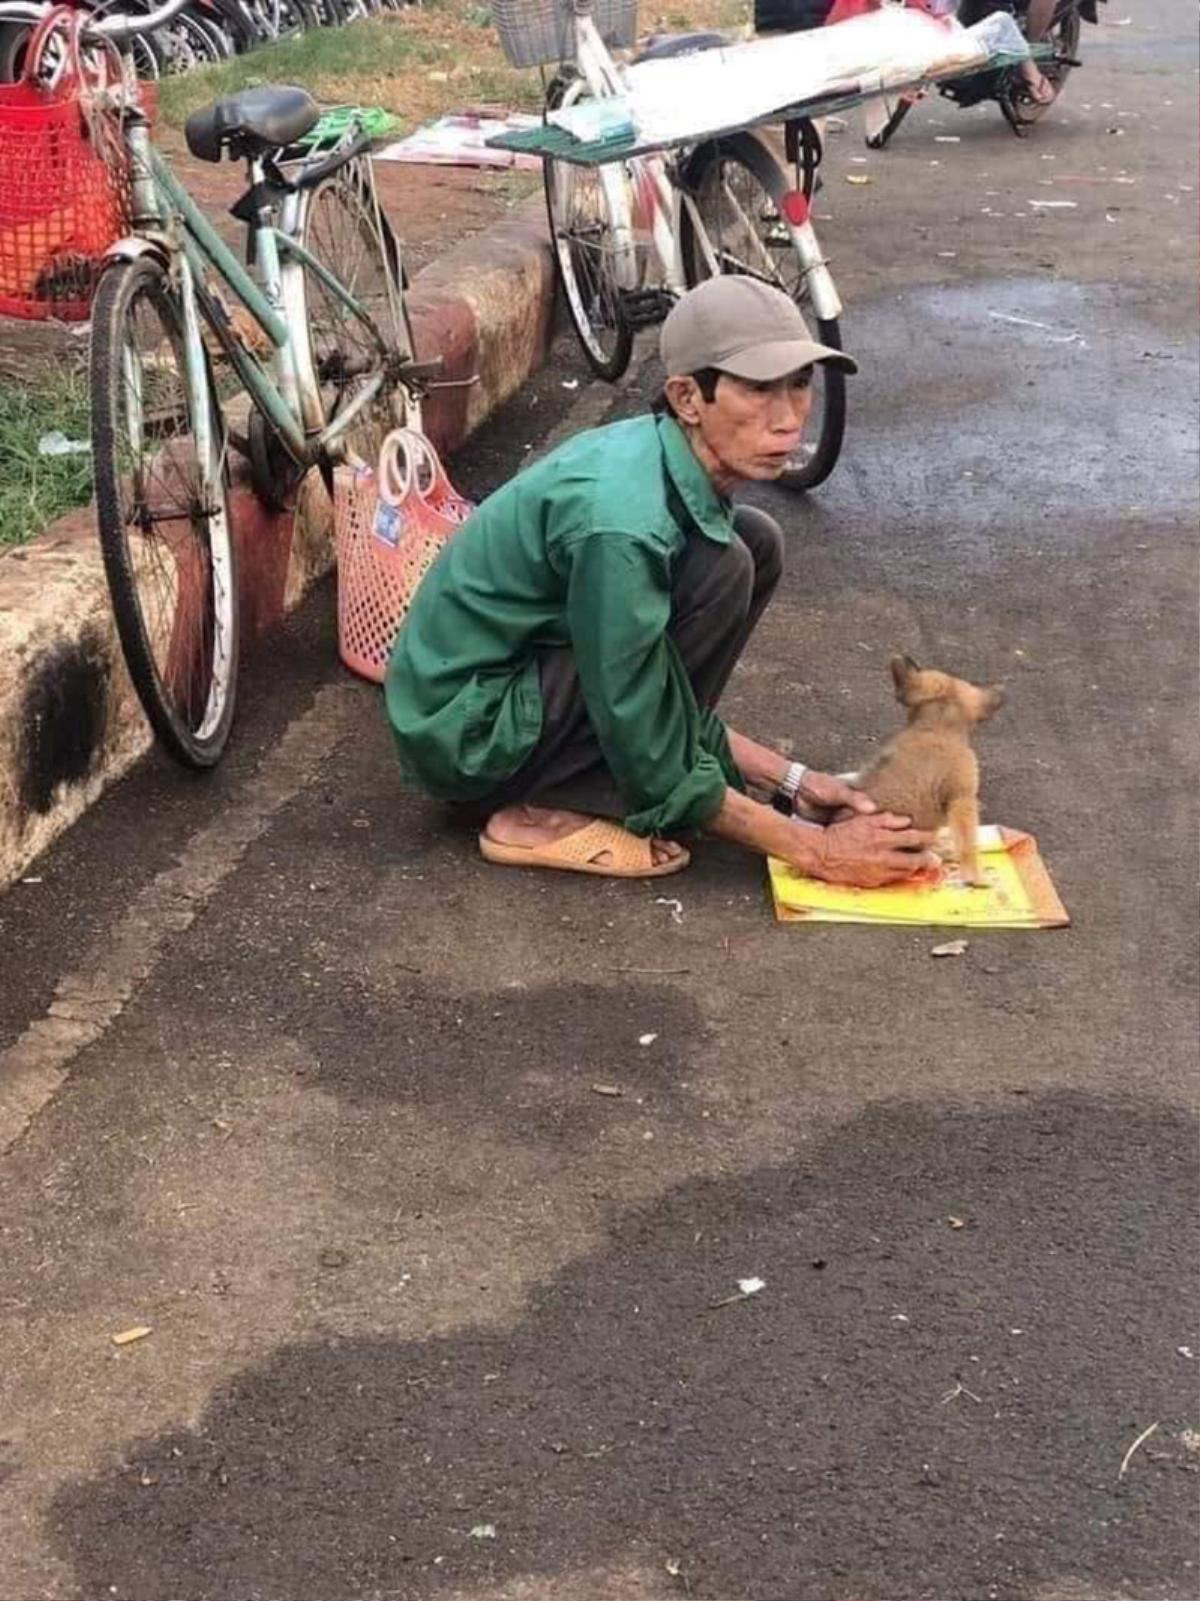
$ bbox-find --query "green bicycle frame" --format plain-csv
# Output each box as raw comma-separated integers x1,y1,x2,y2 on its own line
145,141,390,465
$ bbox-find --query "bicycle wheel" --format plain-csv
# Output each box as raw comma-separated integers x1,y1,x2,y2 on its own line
91,256,238,767
543,77,633,381
1006,3,1080,127
155,10,227,70
680,132,846,491
286,163,418,465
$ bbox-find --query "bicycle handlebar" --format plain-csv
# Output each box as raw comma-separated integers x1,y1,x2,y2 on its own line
0,0,192,42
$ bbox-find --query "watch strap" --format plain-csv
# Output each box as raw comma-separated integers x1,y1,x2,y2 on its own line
771,760,809,815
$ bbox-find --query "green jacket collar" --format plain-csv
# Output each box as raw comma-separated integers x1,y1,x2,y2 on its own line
657,414,734,545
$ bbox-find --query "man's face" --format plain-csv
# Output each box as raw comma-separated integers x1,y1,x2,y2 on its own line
673,369,815,483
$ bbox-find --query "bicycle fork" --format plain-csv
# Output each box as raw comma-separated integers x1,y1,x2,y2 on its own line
778,194,842,323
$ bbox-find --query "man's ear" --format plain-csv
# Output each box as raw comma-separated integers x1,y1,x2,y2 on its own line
890,654,920,700
664,375,702,426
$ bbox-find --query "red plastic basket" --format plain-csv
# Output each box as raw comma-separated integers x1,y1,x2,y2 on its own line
0,13,135,322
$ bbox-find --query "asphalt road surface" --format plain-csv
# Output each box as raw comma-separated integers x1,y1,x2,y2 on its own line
1,6,1197,1599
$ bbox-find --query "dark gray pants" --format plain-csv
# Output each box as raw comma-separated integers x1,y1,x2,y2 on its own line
482,503,784,821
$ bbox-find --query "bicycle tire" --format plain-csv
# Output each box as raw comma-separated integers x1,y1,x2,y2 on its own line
680,132,846,491
202,0,258,52
286,163,419,459
543,74,634,382
181,9,235,60
91,256,239,767
155,11,227,71
0,21,32,80
184,7,236,58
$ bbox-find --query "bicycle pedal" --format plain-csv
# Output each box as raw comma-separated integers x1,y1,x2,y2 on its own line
620,288,674,330
424,375,480,393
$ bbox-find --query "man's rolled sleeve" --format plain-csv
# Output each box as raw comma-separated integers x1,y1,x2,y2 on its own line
565,533,741,837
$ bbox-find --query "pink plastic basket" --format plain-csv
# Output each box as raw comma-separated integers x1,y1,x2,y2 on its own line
333,429,474,684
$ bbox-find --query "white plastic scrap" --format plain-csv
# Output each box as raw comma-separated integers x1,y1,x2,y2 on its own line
737,1277,766,1297
654,896,684,924
468,1523,497,1540
38,430,91,457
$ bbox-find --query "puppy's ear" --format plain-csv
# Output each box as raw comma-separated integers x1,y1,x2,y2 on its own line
890,654,920,701
980,684,1006,719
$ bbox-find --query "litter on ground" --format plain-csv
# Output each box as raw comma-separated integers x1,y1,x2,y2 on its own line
111,1326,152,1346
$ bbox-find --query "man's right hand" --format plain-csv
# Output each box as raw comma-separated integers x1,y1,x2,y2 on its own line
805,812,939,888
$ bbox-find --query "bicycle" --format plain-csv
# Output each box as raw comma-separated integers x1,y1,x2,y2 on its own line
1,0,438,767
489,0,848,493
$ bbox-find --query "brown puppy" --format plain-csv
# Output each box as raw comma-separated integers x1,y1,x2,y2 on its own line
857,657,1005,886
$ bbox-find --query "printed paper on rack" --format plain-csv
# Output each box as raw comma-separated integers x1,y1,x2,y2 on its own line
625,10,999,148
768,825,1070,929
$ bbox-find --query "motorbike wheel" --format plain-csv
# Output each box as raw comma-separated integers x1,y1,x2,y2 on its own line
1007,1,1081,128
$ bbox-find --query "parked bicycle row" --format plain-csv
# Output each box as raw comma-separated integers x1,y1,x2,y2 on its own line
0,0,413,80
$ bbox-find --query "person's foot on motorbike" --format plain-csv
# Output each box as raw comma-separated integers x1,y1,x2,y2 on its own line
1020,61,1057,104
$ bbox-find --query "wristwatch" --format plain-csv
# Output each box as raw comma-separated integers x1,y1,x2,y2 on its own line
771,761,809,816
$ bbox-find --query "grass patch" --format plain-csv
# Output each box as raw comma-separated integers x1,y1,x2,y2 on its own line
157,10,543,132
156,0,753,131
0,371,92,549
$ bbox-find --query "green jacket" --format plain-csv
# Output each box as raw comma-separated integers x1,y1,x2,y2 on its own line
384,412,745,837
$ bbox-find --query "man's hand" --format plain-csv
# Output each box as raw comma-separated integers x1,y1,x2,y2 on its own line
794,769,875,819
804,812,939,888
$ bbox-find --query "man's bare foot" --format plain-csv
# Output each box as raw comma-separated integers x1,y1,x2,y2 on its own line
485,804,685,869
1020,61,1057,104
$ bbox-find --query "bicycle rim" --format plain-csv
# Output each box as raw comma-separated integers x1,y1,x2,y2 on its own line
91,257,238,766
292,167,417,458
544,154,633,380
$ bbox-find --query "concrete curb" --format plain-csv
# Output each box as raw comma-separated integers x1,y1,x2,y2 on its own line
0,198,555,893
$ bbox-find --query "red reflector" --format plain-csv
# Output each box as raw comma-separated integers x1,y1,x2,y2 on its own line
781,190,810,226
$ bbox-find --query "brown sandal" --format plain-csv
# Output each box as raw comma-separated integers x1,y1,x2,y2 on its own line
478,818,690,879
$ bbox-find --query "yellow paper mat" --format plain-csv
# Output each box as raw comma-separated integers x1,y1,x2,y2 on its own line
769,825,1070,929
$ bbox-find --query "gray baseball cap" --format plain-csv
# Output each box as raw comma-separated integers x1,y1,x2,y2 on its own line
660,275,858,381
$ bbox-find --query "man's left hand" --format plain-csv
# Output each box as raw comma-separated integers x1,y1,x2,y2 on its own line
793,770,875,820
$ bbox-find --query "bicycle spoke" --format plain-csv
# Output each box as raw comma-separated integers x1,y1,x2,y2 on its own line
294,166,412,457
709,167,800,296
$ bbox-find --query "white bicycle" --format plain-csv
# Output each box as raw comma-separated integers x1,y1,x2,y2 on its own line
491,0,847,489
